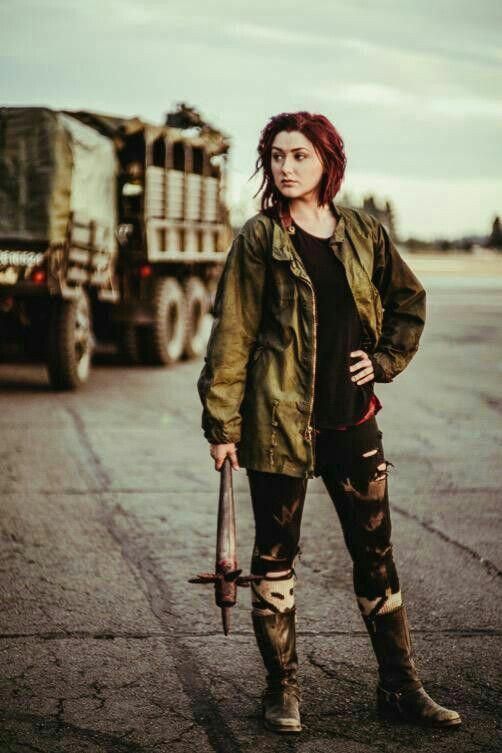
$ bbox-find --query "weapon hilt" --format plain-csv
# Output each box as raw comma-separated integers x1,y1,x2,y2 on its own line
188,569,261,586
189,568,261,635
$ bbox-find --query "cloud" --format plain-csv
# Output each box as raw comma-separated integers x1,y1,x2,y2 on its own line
313,82,502,120
1,0,501,236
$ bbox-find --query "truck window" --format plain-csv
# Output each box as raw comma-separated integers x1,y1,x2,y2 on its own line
173,141,185,172
152,137,165,168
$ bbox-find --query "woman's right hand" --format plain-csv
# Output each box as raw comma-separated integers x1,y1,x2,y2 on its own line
209,442,240,472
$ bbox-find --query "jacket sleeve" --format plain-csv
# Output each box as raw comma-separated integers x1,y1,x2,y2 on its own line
369,220,426,383
197,228,267,444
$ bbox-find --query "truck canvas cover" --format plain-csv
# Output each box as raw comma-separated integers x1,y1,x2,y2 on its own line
0,107,118,255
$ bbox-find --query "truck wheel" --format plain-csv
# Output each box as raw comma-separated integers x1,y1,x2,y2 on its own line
47,289,94,390
182,276,211,359
146,277,187,365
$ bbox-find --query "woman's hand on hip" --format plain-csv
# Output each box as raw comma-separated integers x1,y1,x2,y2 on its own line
209,442,241,472
350,350,375,386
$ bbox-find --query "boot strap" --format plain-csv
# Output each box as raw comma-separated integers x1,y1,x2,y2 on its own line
264,686,301,701
265,678,301,699
378,683,421,704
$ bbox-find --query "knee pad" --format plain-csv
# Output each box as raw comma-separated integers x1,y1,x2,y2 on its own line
250,569,296,616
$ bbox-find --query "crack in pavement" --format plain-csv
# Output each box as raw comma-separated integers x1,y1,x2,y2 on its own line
481,393,502,415
63,403,244,753
62,403,112,491
306,653,366,687
0,740,47,753
28,481,502,498
0,710,149,753
1,487,212,495
1,628,500,641
390,503,502,579
97,503,244,753
160,722,197,747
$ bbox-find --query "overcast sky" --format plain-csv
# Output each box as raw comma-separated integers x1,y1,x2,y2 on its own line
1,0,501,240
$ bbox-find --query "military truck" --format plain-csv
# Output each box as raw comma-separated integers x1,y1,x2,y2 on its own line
0,104,232,389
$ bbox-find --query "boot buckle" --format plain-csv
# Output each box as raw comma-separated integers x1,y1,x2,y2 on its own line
379,686,402,704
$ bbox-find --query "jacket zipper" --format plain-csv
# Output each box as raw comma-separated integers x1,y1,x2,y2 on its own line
285,230,319,474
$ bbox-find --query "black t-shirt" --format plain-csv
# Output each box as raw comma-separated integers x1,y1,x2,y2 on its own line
290,220,374,428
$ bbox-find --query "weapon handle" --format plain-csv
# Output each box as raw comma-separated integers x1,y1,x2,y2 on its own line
221,455,232,491
216,456,236,566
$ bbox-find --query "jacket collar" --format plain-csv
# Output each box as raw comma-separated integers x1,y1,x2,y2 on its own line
272,198,347,261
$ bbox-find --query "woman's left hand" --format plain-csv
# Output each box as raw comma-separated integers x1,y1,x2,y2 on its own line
349,350,375,385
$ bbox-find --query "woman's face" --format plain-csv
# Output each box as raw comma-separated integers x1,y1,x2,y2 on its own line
270,130,324,201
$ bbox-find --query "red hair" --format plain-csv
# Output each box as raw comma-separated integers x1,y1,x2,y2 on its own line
250,111,347,214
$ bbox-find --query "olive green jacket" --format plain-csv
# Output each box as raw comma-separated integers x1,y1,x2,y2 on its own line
197,200,426,479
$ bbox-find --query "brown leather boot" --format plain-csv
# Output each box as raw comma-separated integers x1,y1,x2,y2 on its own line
363,605,461,728
252,609,302,733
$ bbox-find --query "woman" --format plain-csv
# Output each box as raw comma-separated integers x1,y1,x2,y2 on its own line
197,111,461,733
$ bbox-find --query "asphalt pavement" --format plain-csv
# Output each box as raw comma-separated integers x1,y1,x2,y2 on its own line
0,272,500,753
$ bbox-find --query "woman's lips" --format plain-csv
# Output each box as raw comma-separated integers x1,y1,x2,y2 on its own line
282,180,297,185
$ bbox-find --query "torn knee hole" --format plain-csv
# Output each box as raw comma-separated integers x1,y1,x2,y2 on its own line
262,569,292,578
373,462,387,481
341,462,394,501
251,551,293,576
372,460,395,482
362,448,378,458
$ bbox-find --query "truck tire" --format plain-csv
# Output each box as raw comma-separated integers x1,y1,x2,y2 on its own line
182,276,211,359
47,289,94,390
145,277,188,365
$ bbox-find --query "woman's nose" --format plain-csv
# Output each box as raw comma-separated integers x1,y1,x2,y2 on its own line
281,157,295,175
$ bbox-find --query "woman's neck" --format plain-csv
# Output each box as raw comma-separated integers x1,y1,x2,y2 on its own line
288,197,337,237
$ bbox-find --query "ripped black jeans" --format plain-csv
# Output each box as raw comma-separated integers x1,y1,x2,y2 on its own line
247,417,401,619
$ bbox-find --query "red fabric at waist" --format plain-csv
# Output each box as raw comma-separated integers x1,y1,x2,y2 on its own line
331,392,382,431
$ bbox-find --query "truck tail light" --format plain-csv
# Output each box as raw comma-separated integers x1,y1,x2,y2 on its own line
137,264,152,278
30,268,47,284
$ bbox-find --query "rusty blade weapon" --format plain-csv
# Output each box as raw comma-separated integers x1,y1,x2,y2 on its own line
189,456,259,635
